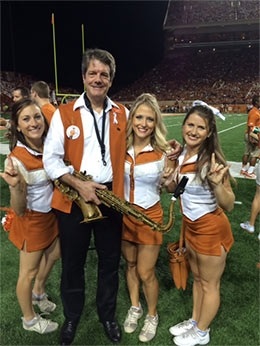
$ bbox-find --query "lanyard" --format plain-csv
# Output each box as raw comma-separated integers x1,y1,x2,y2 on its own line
84,93,107,166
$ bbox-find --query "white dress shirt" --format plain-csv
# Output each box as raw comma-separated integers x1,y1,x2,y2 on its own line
43,93,127,183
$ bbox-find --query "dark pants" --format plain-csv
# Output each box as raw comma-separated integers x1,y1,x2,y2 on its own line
56,202,122,323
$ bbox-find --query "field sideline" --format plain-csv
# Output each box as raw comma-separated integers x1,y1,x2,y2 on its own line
0,113,256,194
0,112,255,198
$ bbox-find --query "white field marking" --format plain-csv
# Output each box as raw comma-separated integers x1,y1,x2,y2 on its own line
165,121,183,128
167,123,182,128
166,122,246,131
165,116,246,133
218,122,246,134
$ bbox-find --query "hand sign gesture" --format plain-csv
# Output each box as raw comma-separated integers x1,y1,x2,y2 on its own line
207,153,229,187
0,156,23,188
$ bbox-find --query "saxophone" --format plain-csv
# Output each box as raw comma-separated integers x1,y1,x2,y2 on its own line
54,171,181,233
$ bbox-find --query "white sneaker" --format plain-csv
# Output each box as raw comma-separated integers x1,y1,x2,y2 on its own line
22,314,58,334
124,305,143,333
240,221,254,234
173,327,210,346
139,314,158,342
169,319,194,336
32,293,56,313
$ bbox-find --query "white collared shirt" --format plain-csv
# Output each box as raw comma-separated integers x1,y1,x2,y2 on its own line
43,93,128,183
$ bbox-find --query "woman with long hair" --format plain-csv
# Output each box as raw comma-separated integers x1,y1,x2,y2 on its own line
122,93,174,342
164,104,235,346
0,99,60,334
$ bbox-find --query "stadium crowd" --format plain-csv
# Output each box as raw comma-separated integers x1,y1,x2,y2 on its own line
167,31,259,45
111,46,259,113
164,0,259,26
0,43,258,114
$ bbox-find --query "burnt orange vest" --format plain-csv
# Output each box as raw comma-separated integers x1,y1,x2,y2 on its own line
11,146,43,170
51,101,127,213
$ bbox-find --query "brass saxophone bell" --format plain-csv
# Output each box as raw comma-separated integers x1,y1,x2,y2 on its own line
76,198,107,223
54,179,106,223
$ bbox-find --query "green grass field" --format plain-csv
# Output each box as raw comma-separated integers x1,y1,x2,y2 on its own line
0,113,259,346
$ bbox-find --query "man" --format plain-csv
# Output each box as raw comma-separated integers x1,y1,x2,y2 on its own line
0,87,30,134
240,95,260,179
12,86,30,103
30,81,57,124
43,48,128,345
43,48,180,345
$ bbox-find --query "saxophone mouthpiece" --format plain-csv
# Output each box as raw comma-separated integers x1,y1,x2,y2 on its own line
171,176,189,201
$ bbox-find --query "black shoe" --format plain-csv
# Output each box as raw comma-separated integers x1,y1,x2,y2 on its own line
103,321,121,343
60,320,78,345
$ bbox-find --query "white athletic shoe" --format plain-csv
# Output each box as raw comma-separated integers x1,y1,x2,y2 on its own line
124,305,143,333
32,293,56,313
240,221,254,234
22,314,58,334
169,319,194,336
173,327,210,346
139,314,159,342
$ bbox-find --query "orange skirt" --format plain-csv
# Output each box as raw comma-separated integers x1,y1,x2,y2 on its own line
122,202,163,245
9,209,59,252
183,208,234,256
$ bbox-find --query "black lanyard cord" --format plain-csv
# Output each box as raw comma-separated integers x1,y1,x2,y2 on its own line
84,93,107,166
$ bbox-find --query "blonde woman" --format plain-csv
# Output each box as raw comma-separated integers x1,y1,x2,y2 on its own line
122,93,174,342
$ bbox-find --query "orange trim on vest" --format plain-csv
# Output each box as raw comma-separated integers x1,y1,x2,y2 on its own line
179,162,197,174
11,146,43,170
51,101,127,213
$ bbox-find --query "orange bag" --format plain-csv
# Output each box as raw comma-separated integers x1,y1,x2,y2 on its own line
167,226,190,290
